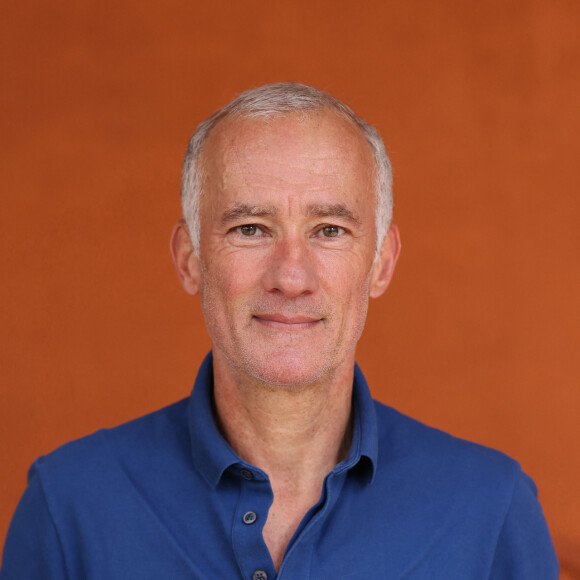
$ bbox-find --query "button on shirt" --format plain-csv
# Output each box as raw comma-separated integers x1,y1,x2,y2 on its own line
1,353,558,579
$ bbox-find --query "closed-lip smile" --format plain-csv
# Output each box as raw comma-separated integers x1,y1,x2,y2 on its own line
253,313,322,328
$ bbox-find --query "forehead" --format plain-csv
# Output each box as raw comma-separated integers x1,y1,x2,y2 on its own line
199,110,376,198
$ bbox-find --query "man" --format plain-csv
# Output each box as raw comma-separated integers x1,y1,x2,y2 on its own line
1,83,558,578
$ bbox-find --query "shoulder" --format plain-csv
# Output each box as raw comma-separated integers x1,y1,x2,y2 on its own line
374,400,522,474
372,400,533,514
369,402,558,577
30,397,191,497
1,398,194,578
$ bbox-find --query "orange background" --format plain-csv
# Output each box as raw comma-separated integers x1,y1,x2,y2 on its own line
1,1,579,575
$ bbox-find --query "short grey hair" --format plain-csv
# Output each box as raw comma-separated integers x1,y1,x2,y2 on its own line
180,82,393,256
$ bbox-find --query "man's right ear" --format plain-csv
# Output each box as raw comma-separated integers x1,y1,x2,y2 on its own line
170,219,201,296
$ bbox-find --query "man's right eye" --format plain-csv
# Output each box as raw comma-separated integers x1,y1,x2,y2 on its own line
239,225,258,236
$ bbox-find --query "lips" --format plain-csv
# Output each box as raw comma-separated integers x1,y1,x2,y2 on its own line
252,313,323,331
254,313,321,324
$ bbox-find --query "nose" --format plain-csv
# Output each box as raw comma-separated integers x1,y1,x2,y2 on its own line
262,236,319,298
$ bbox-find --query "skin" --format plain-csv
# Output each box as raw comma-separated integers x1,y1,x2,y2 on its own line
171,110,400,571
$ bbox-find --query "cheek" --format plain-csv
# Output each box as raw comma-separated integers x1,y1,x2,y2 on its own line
327,259,372,328
318,252,373,295
201,253,261,308
224,257,262,298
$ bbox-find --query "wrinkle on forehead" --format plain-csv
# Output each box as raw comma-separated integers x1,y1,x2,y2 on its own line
199,111,377,221
205,111,374,178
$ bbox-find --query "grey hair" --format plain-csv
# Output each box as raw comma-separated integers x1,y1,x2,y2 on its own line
180,82,393,256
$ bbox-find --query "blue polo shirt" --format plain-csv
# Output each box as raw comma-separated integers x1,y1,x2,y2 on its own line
1,353,558,579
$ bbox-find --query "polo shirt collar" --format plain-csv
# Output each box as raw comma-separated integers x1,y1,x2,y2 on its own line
187,352,242,489
188,352,378,489
334,362,378,484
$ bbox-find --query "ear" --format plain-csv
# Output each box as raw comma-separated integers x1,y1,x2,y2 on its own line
170,219,201,296
369,224,401,299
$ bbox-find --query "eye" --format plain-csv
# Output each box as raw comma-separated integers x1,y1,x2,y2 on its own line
227,223,270,246
238,225,259,236
320,225,343,238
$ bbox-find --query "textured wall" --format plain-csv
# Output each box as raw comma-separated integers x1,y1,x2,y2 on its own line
1,0,578,575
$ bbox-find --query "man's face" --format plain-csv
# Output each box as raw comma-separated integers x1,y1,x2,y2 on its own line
196,111,393,386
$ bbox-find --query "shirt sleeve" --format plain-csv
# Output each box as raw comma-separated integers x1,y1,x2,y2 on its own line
489,468,559,579
1,463,69,580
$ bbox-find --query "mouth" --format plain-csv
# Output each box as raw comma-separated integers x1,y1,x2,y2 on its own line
253,313,323,330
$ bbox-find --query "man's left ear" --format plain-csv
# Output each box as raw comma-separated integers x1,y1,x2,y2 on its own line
369,225,401,298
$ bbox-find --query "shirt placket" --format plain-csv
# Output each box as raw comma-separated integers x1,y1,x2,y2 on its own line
232,466,277,580
277,468,349,578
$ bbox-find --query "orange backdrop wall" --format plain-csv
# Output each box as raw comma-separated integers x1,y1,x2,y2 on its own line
1,1,579,576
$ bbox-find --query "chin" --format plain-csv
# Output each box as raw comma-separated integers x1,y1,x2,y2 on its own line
238,348,340,388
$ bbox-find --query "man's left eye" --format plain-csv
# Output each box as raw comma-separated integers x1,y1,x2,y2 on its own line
321,226,343,237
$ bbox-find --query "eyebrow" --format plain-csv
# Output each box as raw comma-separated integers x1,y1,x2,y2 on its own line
306,204,361,225
220,202,361,226
221,203,278,225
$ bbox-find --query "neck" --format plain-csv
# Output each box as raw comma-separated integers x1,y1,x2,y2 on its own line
212,350,355,485
211,349,356,571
